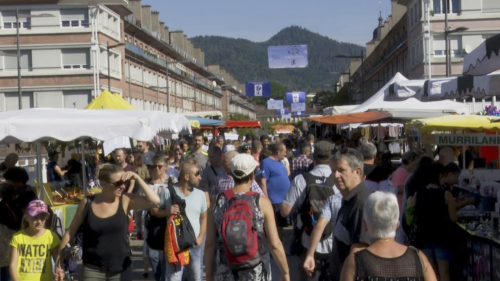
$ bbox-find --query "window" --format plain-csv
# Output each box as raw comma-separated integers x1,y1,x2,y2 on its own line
2,10,31,29
62,49,90,69
483,0,500,13
433,35,461,57
61,9,89,27
3,50,32,70
433,0,460,14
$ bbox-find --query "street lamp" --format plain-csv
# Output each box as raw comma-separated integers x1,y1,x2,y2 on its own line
0,10,54,110
165,59,189,112
335,51,365,100
444,26,469,77
106,42,125,90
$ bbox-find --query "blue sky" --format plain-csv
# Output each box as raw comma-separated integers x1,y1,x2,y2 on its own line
141,0,393,46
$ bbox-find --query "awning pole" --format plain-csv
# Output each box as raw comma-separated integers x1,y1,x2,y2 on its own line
82,140,87,195
462,145,466,170
36,141,44,200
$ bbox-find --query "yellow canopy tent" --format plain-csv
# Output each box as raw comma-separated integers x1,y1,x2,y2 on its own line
84,90,135,110
408,115,500,133
113,93,136,110
190,120,201,130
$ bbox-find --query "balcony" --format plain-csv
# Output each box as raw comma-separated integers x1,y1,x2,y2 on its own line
230,96,255,111
126,42,217,93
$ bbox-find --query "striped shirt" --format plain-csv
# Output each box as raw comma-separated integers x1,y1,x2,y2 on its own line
291,154,313,179
210,171,265,200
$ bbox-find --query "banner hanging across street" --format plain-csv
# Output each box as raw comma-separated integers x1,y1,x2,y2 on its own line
286,92,306,104
276,108,290,115
268,45,308,69
282,114,292,119
267,99,283,110
291,102,306,112
245,81,271,97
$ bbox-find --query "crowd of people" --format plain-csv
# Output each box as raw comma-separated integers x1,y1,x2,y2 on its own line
0,130,478,281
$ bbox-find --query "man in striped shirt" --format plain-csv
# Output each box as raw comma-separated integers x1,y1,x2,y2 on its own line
291,141,314,180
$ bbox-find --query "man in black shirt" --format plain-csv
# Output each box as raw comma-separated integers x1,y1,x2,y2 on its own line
329,148,372,280
3,167,38,230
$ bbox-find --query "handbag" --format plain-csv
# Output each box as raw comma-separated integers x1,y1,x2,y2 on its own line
167,185,196,253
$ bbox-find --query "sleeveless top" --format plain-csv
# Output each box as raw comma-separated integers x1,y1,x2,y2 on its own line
47,161,62,182
213,192,271,281
355,247,424,281
82,196,131,273
415,186,451,247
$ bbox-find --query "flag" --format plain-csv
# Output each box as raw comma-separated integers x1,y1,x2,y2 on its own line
293,111,305,116
268,45,308,69
286,92,306,104
276,108,290,115
291,102,306,112
267,100,283,110
282,114,292,120
245,81,271,97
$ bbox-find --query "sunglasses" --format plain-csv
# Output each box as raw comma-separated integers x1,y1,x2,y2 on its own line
106,180,126,187
153,165,164,169
192,171,200,176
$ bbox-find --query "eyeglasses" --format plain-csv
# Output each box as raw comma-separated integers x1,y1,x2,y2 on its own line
192,171,200,177
153,165,164,169
106,180,125,187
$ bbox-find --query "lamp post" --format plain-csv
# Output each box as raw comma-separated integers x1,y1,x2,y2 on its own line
106,42,125,91
335,51,365,100
444,26,469,77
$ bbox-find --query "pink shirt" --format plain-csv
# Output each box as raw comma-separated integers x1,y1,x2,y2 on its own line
392,167,409,210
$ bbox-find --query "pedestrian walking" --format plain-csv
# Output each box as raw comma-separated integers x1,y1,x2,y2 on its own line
281,141,340,280
114,148,137,194
54,164,161,281
205,154,290,281
290,141,313,180
183,132,209,173
157,159,208,281
339,192,436,281
259,143,290,238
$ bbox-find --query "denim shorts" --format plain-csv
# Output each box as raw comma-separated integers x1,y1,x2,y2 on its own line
421,242,452,261
272,204,289,227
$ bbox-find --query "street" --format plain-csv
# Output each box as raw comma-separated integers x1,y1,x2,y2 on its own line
71,227,301,281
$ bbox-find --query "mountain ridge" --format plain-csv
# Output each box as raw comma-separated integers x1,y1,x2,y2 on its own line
190,25,365,92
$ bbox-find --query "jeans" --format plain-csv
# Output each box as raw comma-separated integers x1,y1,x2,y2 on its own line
164,245,203,281
148,248,164,281
199,235,206,276
0,266,10,281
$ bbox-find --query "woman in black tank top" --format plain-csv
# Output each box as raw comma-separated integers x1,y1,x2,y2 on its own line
340,192,437,281
53,164,161,281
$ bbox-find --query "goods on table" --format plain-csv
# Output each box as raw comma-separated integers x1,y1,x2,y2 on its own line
51,186,102,205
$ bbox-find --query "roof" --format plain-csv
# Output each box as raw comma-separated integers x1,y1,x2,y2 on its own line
308,111,392,125
218,121,262,129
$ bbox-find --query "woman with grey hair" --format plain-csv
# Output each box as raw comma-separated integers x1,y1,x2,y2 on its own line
340,191,436,281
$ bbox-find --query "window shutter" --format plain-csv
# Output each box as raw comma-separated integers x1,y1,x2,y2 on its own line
62,49,89,66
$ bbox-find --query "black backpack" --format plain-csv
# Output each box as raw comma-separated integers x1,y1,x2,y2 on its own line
299,173,335,240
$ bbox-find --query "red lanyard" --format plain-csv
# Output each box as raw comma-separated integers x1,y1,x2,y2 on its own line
5,203,18,224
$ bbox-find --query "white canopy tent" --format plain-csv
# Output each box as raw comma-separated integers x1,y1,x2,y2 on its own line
463,33,500,76
348,73,469,115
323,105,357,115
0,108,192,199
184,111,224,120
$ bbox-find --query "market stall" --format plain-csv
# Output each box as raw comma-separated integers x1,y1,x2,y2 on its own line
408,114,500,280
0,108,191,211
84,90,135,110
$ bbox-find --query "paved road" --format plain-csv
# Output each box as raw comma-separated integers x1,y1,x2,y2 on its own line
70,227,301,281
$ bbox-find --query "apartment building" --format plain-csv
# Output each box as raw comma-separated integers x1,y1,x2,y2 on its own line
339,0,500,104
341,0,408,102
399,0,500,79
0,0,256,119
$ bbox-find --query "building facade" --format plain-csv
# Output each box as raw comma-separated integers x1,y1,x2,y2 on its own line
0,0,256,119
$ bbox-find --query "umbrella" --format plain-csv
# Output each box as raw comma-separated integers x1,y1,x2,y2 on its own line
463,33,500,76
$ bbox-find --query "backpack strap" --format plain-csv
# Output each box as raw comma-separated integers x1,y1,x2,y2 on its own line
302,172,335,189
222,189,235,201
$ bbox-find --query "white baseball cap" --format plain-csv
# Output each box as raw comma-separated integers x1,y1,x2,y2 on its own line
230,154,259,179
224,145,236,153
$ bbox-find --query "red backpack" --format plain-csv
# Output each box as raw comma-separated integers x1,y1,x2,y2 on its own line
220,189,267,270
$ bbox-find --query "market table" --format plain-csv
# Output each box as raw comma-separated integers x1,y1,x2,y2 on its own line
52,203,79,229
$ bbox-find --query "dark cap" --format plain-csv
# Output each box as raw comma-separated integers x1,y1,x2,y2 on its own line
314,141,335,160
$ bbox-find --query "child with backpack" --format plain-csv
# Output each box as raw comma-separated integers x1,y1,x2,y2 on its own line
204,154,290,281
9,200,60,281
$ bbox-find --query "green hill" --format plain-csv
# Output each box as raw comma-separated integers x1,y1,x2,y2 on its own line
190,26,365,93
